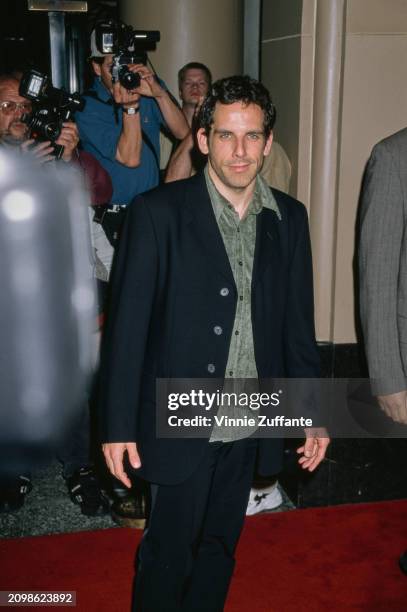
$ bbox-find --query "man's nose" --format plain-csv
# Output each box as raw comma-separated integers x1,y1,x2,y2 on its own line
13,106,24,119
233,137,246,157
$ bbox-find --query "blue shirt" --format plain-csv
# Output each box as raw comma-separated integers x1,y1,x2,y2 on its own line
76,78,164,204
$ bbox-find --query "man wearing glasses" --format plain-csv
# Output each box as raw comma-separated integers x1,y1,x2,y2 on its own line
0,75,78,160
0,73,111,518
0,78,32,143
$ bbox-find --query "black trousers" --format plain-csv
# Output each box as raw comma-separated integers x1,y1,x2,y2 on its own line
57,401,92,478
133,437,258,612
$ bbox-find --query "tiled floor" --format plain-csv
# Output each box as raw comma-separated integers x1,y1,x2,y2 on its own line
0,461,295,538
0,462,114,538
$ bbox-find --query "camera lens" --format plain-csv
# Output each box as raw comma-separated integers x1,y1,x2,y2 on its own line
44,122,61,140
29,115,60,141
119,66,141,90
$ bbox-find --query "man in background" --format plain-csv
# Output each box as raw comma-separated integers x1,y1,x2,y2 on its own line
163,61,211,181
164,61,292,195
359,126,407,574
76,30,188,270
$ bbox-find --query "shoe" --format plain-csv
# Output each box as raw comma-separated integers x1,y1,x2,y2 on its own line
110,491,146,529
67,467,110,517
246,482,283,516
0,475,32,513
399,551,407,575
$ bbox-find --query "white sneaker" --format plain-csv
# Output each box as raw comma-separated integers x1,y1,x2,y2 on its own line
246,482,283,515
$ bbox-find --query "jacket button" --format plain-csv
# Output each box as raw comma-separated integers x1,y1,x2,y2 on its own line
207,363,216,374
220,287,229,297
213,326,223,335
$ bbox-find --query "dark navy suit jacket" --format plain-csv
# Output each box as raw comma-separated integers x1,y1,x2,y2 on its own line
99,172,320,485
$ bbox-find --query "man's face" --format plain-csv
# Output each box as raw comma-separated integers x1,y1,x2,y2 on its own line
197,101,273,192
92,55,114,91
0,80,31,142
179,69,210,105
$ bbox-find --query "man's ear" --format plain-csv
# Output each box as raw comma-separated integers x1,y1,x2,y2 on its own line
196,128,209,155
263,131,273,157
91,60,102,77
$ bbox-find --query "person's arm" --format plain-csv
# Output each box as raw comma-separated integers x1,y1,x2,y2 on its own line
165,132,194,182
359,141,405,392
103,442,141,488
99,196,159,487
111,85,142,167
130,64,189,140
165,96,205,182
20,122,79,164
55,121,79,162
155,89,189,140
282,202,330,468
20,139,54,162
76,89,142,168
359,139,407,422
297,428,330,472
376,390,407,424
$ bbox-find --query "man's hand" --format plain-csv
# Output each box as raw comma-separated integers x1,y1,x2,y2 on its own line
55,121,79,162
377,390,407,424
102,442,141,488
112,82,140,107
297,428,330,472
20,139,54,163
129,64,165,98
192,95,205,125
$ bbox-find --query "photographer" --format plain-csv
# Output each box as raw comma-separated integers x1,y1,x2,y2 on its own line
0,75,78,162
76,26,189,257
0,73,111,517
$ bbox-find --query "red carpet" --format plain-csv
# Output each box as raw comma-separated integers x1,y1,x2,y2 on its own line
1,500,406,611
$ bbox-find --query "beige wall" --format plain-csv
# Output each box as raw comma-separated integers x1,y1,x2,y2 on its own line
262,0,407,343
120,0,243,101
261,0,303,198
334,1,407,342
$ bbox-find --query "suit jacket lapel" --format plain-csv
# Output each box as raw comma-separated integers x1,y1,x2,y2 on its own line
252,206,282,285
185,173,236,286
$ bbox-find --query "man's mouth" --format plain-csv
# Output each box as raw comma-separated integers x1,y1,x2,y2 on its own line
227,162,251,172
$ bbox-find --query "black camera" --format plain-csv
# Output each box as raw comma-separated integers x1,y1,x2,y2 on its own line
94,20,160,90
19,70,85,160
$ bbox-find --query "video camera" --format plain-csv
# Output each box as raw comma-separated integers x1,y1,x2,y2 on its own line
19,70,85,160
94,20,160,90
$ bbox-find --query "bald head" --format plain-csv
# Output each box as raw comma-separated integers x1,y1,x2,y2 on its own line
0,76,31,143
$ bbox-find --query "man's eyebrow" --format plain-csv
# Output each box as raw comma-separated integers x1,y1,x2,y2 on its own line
213,129,265,135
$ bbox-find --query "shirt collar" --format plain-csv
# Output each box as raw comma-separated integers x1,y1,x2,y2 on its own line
256,172,282,220
204,164,281,222
93,77,113,103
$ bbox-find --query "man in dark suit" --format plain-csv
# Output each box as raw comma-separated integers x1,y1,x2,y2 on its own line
100,75,329,611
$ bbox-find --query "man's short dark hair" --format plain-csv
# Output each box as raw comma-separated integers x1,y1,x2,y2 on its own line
178,62,212,89
198,75,276,137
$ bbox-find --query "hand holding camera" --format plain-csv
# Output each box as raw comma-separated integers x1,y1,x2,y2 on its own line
128,64,165,99
20,139,54,163
55,121,79,162
19,70,85,160
95,20,160,94
111,82,140,108
20,122,78,163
